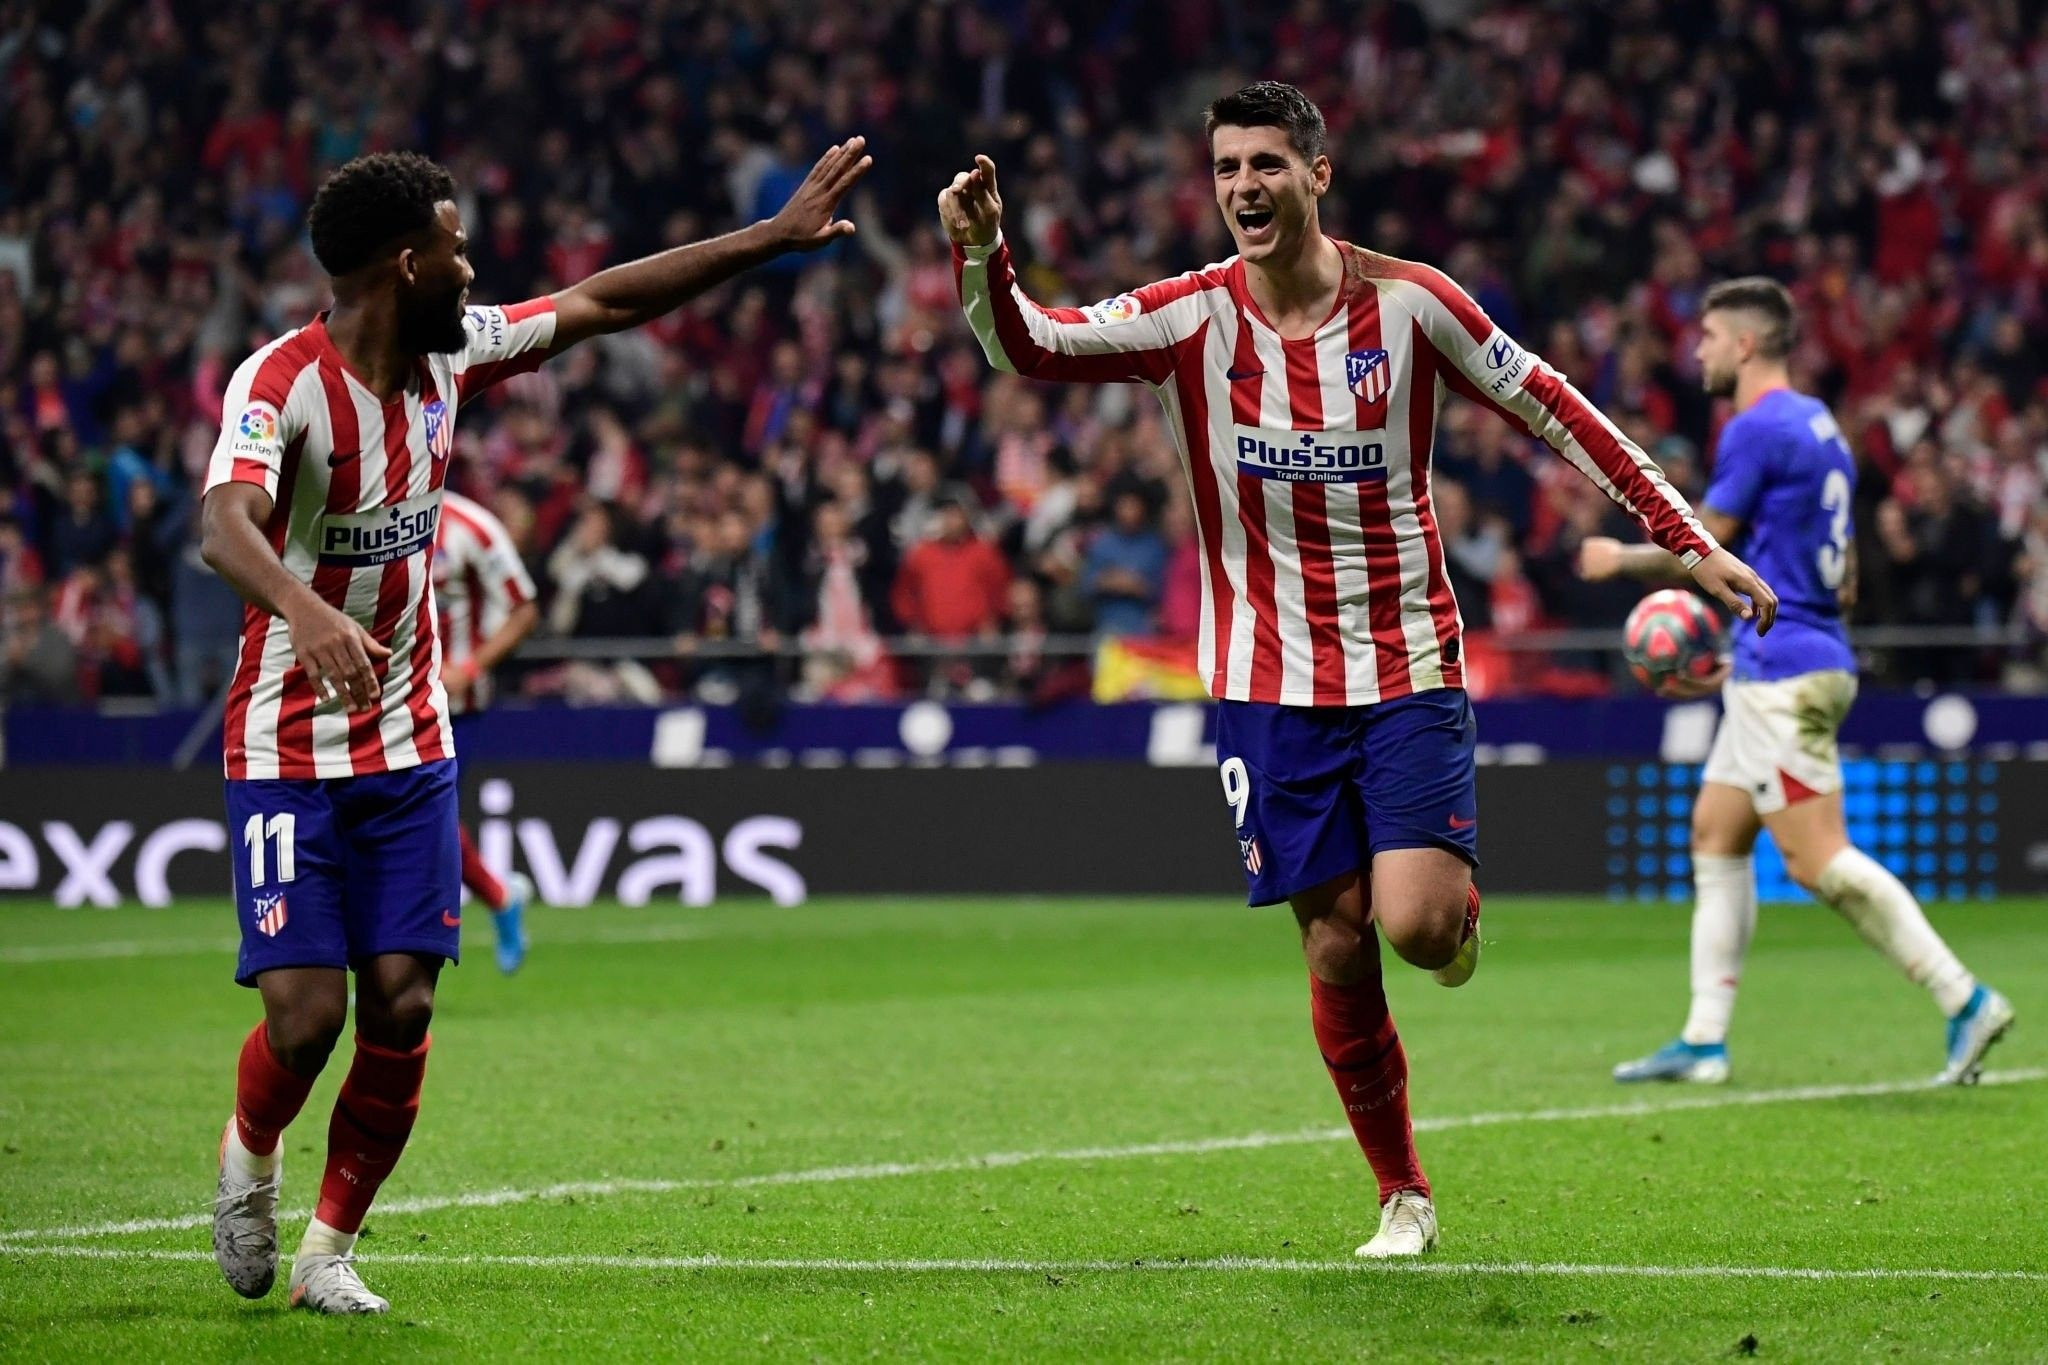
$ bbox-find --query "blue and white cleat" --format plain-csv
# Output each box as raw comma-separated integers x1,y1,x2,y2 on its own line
1937,985,2013,1086
1612,1039,1730,1084
493,872,533,975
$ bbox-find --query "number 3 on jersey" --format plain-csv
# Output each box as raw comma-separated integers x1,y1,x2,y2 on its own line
1808,414,1852,591
242,812,297,887
1816,467,1851,590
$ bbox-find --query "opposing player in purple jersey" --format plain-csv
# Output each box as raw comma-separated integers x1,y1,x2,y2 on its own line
1580,277,2011,1086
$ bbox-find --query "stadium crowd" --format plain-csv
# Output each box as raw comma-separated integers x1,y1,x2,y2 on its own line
1,0,2044,707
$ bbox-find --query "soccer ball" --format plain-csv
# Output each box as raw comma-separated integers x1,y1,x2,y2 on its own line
1622,589,1726,693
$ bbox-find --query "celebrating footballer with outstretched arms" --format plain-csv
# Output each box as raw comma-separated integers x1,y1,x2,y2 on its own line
940,81,1776,1259
202,138,868,1316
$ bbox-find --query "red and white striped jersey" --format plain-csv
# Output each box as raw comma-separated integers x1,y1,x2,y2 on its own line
204,299,558,779
433,489,536,714
956,235,1718,707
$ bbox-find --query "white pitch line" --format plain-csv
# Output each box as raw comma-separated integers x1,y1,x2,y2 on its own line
3,1068,2039,1247
0,923,708,965
0,937,237,964
6,1245,2046,1284
555,924,709,946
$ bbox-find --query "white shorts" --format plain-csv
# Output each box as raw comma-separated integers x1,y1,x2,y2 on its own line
1702,670,1857,815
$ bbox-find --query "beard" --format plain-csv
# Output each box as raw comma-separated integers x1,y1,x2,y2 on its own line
1701,364,1738,399
397,287,470,356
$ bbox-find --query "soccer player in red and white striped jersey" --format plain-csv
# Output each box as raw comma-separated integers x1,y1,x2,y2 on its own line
942,83,1777,1258
203,141,871,1315
434,489,540,973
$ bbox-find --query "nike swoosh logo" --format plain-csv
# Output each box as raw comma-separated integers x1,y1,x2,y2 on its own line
328,449,359,467
1448,814,1476,830
441,910,462,927
1225,368,1264,382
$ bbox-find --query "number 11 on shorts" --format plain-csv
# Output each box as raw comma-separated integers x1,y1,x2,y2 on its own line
242,813,297,887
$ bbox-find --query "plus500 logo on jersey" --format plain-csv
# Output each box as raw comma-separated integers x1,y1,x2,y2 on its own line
321,491,442,567
1234,426,1387,484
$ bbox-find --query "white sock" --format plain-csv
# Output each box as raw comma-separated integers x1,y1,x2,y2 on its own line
1681,854,1756,1046
297,1217,357,1260
223,1121,279,1181
1816,847,1977,1016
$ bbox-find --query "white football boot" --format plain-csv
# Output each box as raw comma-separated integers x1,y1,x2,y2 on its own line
1356,1188,1439,1258
288,1253,390,1315
213,1120,281,1298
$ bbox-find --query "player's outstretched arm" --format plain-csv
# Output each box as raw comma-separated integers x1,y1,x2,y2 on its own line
1579,509,1744,587
201,485,391,713
547,137,872,350
943,155,1195,386
1579,514,1778,637
1393,262,1778,631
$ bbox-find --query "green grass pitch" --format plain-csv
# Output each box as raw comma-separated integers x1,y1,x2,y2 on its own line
2,896,2044,1361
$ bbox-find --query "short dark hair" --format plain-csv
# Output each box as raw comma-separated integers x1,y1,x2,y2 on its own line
307,152,457,276
1703,277,1798,359
1204,81,1327,164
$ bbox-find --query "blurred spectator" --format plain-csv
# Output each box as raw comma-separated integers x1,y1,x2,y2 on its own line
1434,481,1500,633
891,496,1009,642
55,548,168,700
548,504,656,640
1874,456,2021,682
122,478,180,612
50,470,115,577
1083,488,1167,638
797,500,892,701
170,529,242,706
2,589,80,705
0,516,43,598
1157,496,1203,643
680,509,788,645
2019,504,2048,640
102,406,171,532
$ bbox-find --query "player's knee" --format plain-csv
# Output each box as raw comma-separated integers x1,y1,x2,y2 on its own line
358,977,437,1050
1301,915,1368,984
1385,901,1463,971
1691,812,1743,858
1780,846,1828,895
267,1001,346,1073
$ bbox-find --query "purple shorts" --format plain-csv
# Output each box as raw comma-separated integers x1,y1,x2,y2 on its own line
1213,690,1479,906
227,758,462,985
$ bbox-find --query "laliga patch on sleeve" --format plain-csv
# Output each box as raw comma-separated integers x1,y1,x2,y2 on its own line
1082,293,1143,326
230,404,281,457
1480,330,1531,397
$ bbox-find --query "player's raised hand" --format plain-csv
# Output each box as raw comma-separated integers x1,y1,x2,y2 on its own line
938,155,1003,247
1691,548,1778,636
768,136,872,252
289,600,391,713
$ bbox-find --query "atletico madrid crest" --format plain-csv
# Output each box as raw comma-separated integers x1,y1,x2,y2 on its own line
1239,835,1264,876
1346,348,1389,403
253,892,289,938
422,399,453,462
